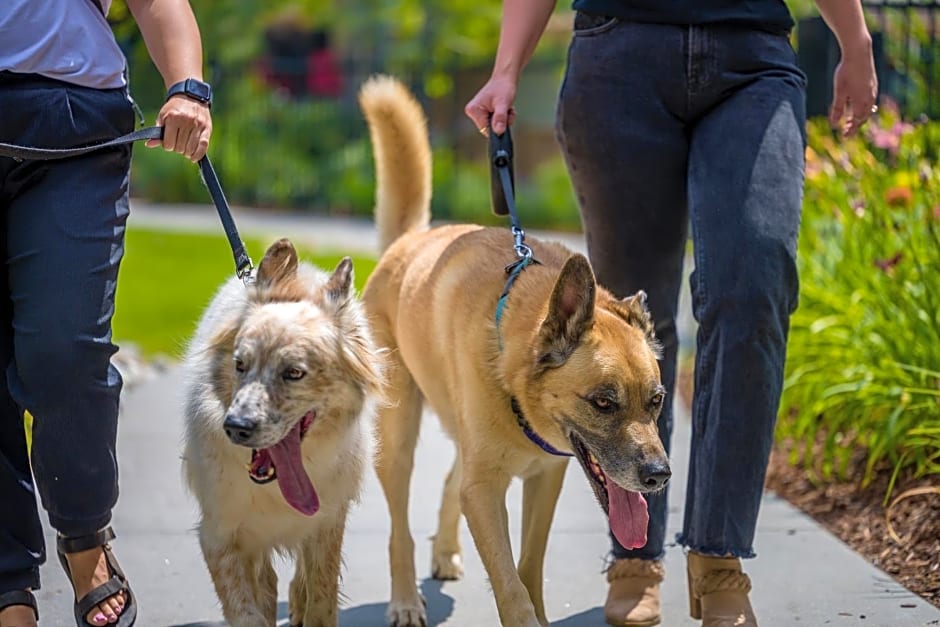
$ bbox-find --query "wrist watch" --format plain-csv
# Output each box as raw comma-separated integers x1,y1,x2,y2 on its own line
165,78,212,108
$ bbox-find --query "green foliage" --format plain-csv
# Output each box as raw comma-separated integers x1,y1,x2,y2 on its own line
778,105,940,498
112,228,375,357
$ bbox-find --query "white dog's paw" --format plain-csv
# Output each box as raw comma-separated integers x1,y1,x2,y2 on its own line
385,596,427,627
430,550,463,580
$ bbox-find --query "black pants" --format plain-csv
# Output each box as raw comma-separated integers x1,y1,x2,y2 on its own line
557,18,806,560
0,72,134,593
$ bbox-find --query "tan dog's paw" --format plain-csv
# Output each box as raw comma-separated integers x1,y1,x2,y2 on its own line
385,595,427,627
430,550,463,580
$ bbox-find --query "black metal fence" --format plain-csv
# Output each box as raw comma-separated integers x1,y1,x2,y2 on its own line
800,1,940,120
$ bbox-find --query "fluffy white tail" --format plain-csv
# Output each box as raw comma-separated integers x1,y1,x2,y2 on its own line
358,75,432,253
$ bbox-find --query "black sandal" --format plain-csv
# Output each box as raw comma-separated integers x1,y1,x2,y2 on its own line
56,526,137,627
0,590,38,624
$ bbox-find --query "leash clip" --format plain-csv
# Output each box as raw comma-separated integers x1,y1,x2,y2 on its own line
512,226,532,259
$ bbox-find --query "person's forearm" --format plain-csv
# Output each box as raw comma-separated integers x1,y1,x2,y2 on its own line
491,0,557,81
127,0,204,88
814,0,872,55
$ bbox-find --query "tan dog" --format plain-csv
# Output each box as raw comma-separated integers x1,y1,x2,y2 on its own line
181,240,383,627
359,76,671,627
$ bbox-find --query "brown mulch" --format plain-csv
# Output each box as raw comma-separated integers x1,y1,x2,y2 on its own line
765,441,940,609
675,361,939,609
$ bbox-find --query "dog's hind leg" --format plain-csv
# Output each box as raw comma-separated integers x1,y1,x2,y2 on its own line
200,528,277,626
292,506,349,627
518,462,568,626
374,350,426,627
431,450,463,580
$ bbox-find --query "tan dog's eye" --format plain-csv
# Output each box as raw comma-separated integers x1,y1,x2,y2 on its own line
590,396,617,413
284,367,306,381
651,391,666,407
234,358,246,373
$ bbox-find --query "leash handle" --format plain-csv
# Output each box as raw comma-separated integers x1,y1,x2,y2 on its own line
488,124,532,260
0,126,253,282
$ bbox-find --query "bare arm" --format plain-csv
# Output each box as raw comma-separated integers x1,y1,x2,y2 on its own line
126,0,212,161
465,0,557,134
814,0,878,135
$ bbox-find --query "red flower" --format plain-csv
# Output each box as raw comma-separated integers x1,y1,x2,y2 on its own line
874,251,903,275
885,186,913,207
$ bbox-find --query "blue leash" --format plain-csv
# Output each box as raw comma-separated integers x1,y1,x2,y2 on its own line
0,126,254,282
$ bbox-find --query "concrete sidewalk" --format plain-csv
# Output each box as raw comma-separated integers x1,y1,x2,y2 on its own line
33,201,940,626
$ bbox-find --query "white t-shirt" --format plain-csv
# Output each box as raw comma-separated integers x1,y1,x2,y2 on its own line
0,0,126,89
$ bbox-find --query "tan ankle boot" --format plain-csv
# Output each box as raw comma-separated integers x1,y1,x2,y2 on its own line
603,558,664,627
686,551,757,626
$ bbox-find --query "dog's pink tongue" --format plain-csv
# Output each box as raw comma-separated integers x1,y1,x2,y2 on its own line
607,481,649,549
268,424,319,516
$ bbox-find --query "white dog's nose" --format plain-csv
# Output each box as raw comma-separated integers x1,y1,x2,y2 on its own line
223,414,258,445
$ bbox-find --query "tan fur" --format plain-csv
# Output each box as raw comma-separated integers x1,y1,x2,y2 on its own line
182,239,383,627
359,76,670,627
358,76,432,252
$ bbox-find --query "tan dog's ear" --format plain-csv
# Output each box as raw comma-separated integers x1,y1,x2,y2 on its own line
324,257,354,304
256,239,298,288
615,290,661,357
536,254,595,370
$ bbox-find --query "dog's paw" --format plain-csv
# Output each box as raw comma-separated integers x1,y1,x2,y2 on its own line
430,550,464,580
385,597,427,627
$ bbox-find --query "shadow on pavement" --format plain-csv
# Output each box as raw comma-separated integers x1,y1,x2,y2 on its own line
552,606,605,625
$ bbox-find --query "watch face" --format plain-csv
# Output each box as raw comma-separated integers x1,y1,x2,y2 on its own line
187,79,211,102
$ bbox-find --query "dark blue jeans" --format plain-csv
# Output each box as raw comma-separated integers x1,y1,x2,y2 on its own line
0,72,134,593
556,17,806,560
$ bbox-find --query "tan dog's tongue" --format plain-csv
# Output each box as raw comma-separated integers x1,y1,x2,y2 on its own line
607,481,649,549
267,423,319,516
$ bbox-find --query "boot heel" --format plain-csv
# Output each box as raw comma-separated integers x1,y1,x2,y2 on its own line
687,568,702,619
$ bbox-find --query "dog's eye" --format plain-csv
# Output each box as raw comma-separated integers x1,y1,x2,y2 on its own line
590,396,617,413
234,358,246,373
651,391,666,407
284,367,306,381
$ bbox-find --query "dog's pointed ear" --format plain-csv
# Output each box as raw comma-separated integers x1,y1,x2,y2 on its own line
613,290,661,357
535,254,595,370
325,257,354,304
256,239,298,288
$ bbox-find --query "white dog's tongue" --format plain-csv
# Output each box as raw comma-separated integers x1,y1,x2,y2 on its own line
607,480,649,549
267,422,319,516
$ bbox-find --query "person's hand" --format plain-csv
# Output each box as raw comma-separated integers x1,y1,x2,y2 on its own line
465,74,518,136
829,41,878,137
145,95,212,162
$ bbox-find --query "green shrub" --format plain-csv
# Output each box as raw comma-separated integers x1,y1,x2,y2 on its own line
779,106,940,499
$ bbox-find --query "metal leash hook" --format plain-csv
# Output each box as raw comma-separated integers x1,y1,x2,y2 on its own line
489,124,534,262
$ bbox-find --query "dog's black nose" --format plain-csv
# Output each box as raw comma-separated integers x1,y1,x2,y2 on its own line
223,415,258,444
639,462,671,490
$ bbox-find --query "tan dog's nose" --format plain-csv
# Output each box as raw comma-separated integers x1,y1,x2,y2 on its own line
639,461,671,490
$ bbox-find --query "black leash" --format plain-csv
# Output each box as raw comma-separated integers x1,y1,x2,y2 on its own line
488,125,533,260
0,126,254,282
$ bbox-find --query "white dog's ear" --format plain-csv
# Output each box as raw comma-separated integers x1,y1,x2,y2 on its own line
535,254,595,370
324,257,354,304
256,238,298,288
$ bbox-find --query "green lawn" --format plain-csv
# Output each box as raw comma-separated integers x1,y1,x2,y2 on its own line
113,228,376,357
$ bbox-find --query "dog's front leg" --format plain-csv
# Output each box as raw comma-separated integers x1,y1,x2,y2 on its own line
461,468,542,627
292,507,349,627
200,528,277,626
518,462,567,626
